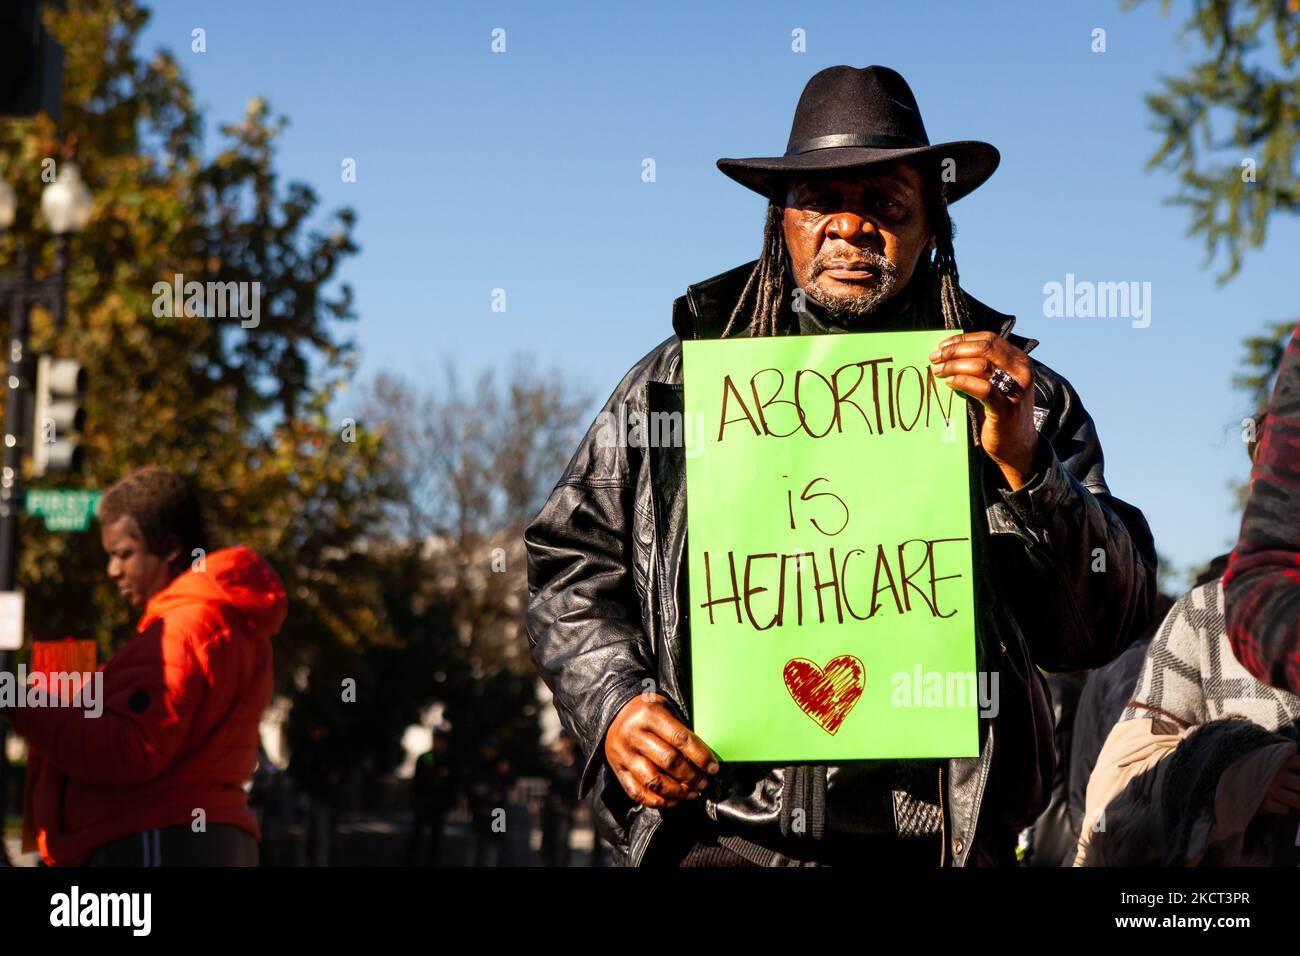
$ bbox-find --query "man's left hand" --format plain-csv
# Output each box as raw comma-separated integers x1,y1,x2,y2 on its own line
929,331,1039,491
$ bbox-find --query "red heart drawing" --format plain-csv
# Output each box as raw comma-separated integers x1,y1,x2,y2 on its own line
783,655,865,735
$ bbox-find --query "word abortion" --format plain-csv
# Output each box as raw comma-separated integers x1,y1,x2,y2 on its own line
716,355,957,441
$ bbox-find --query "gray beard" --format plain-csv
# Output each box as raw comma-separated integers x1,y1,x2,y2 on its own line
802,258,901,320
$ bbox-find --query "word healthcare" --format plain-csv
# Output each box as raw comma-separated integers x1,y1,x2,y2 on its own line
697,536,968,631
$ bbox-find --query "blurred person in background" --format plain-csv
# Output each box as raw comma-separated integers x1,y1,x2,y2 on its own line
1075,578,1300,866
1016,672,1085,866
468,736,515,866
1077,412,1300,866
408,730,459,866
1,466,287,866
541,733,579,867
288,716,346,866
1226,324,1300,696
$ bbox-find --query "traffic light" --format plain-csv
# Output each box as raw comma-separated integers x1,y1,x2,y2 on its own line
0,1,64,123
32,355,85,476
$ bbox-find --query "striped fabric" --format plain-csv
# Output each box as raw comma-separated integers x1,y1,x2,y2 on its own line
1224,321,1300,694
1122,580,1300,730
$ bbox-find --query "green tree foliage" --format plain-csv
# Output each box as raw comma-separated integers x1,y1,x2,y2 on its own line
1130,0,1300,284
1229,317,1295,507
1132,2,1300,516
1233,318,1298,409
0,1,396,714
0,2,605,801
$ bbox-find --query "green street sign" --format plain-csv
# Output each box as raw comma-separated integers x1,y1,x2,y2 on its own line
25,489,102,532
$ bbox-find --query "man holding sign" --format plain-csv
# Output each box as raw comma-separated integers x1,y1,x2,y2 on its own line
526,66,1157,867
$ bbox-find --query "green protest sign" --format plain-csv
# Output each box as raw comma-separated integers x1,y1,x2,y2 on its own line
682,330,979,762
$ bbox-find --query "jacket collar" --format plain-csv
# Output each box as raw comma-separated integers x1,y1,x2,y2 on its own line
671,257,1037,353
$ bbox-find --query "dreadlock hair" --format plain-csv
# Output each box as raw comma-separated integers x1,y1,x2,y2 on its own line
922,174,975,335
721,201,791,338
721,163,975,339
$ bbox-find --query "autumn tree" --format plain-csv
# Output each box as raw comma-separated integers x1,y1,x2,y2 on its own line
356,364,592,776
0,1,397,722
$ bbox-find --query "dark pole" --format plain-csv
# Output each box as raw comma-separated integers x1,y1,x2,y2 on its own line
50,234,66,331
0,254,29,589
0,256,28,867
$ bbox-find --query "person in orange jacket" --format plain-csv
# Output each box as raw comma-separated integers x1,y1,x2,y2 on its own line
1,466,287,866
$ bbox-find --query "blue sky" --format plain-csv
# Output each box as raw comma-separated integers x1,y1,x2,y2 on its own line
138,0,1300,583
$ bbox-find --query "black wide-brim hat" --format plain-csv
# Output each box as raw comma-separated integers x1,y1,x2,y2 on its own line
717,65,999,204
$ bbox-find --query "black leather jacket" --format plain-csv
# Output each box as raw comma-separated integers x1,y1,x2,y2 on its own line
525,259,1158,866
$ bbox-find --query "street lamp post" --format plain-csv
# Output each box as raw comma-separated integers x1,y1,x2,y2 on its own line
0,164,91,865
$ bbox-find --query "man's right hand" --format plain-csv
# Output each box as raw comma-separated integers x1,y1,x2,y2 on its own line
604,693,719,809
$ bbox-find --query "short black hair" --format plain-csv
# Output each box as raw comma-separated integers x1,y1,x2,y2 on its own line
98,466,208,565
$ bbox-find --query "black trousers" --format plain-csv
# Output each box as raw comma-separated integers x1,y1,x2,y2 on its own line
641,816,769,867
84,823,259,867
642,813,943,867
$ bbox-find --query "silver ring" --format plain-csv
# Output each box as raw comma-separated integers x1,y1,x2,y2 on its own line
989,367,1020,398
